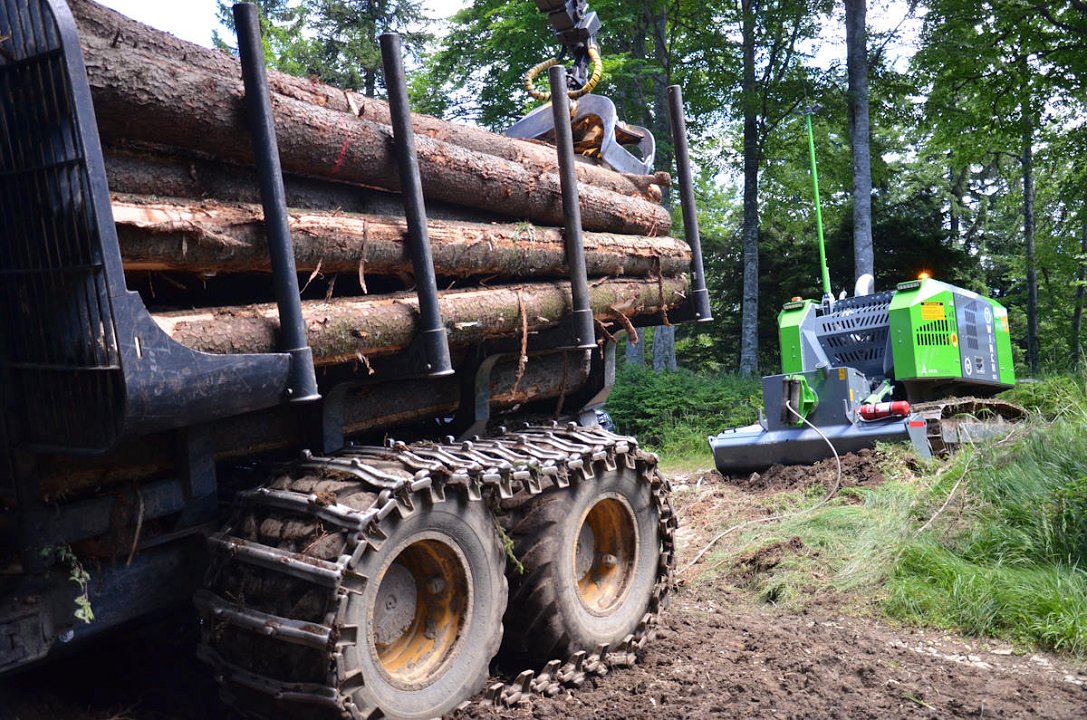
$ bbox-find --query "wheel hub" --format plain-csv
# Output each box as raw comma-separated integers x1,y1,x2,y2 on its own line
574,495,638,615
371,536,471,688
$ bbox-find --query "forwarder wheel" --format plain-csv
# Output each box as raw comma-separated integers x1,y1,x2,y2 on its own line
502,464,659,662
343,494,507,719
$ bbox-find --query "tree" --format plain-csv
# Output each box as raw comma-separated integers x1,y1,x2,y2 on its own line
212,0,314,76
304,0,430,96
844,0,873,282
912,0,1075,375
736,0,828,376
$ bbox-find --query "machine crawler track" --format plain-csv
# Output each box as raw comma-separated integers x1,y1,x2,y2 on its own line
912,397,1028,455
198,425,676,719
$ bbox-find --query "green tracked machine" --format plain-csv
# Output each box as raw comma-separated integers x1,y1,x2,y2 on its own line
710,111,1023,474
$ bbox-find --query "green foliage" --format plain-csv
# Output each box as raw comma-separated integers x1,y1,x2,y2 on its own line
213,0,316,77
606,365,761,458
40,545,94,624
214,0,430,96
1002,373,1087,420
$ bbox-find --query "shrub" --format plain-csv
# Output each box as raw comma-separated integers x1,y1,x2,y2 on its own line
606,365,762,451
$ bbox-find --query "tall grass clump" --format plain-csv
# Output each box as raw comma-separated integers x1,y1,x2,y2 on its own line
887,379,1087,655
606,364,761,461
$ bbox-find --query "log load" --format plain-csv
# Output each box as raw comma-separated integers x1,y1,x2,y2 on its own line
66,1,695,384
152,276,689,365
68,0,668,204
112,196,692,278
77,29,672,236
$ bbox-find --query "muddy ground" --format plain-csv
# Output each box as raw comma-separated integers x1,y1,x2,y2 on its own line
2,458,1084,720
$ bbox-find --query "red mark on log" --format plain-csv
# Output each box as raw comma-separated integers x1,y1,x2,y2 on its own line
331,136,351,175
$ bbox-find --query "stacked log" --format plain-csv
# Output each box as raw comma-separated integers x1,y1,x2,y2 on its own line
71,0,692,370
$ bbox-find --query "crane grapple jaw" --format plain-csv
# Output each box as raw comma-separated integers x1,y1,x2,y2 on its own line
511,1,654,175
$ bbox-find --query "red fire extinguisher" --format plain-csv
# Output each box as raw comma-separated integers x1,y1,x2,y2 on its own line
857,401,911,421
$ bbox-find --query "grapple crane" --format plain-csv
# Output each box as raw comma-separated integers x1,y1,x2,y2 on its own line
507,0,656,176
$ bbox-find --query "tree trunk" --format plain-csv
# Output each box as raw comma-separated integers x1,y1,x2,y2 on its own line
648,1,678,373
652,325,678,372
153,276,689,364
739,0,760,377
79,34,672,237
625,328,644,365
949,159,968,243
1022,109,1039,375
111,197,692,278
845,0,874,282
69,0,666,204
1072,217,1087,369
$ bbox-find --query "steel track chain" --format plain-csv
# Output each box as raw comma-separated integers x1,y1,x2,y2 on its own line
911,397,1028,455
197,424,677,719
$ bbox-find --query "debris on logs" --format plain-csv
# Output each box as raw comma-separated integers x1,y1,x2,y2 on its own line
112,197,692,278
152,277,689,364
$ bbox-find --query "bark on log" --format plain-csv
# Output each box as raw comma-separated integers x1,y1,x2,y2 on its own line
153,277,688,365
112,196,692,279
69,0,668,203
104,147,499,222
82,33,670,236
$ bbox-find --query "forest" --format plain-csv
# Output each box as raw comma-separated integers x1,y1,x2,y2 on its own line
214,0,1087,378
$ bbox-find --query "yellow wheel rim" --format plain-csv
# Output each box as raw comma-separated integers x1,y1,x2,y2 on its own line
573,495,638,615
372,536,470,687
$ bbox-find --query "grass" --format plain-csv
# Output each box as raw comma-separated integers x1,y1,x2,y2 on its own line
886,414,1087,654
684,373,1087,656
693,447,936,607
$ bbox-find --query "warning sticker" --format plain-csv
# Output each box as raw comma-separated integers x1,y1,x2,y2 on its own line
921,302,946,321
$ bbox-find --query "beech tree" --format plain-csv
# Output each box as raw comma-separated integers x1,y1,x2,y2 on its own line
844,0,873,282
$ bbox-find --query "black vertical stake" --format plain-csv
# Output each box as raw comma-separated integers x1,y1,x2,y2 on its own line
667,85,713,323
233,3,320,401
548,66,597,350
380,33,454,377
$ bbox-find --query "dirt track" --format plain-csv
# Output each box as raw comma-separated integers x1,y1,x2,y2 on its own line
2,461,1085,720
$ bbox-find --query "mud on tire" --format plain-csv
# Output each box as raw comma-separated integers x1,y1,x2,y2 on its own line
501,460,664,664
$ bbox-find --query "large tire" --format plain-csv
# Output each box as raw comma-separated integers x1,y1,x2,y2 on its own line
200,461,506,720
502,463,660,662
343,493,507,719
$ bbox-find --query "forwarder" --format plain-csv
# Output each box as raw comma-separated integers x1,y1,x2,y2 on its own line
0,1,711,718
710,109,1023,473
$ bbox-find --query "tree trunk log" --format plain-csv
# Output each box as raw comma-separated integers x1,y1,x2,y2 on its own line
153,277,688,365
69,0,667,204
81,32,670,236
112,196,692,279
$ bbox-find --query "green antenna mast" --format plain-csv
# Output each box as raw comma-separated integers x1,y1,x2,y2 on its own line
803,106,832,299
